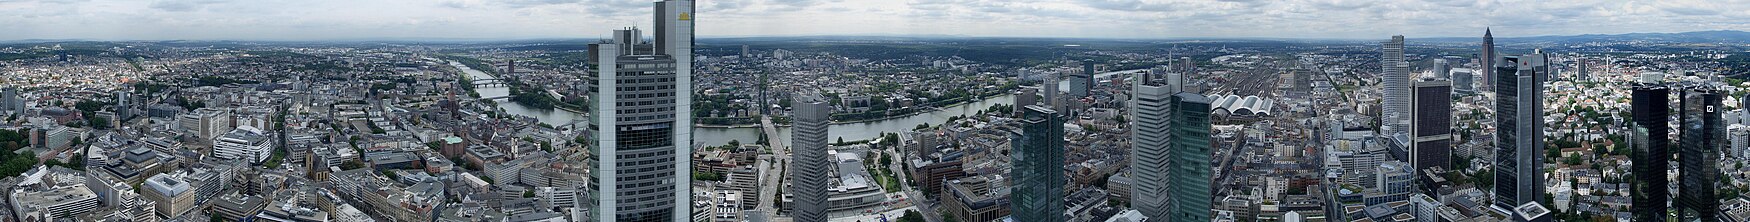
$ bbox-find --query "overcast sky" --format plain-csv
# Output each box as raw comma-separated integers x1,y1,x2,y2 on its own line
4,0,1749,40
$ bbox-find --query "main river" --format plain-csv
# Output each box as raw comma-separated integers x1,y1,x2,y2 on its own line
454,61,1140,147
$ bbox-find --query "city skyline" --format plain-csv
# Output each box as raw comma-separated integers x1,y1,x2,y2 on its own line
7,0,1750,40
11,0,1750,221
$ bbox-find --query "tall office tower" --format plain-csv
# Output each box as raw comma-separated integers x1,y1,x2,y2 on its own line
1128,70,1181,219
115,90,131,121
1576,59,1589,81
1678,87,1724,221
1069,59,1094,98
1167,88,1213,221
1629,82,1670,222
788,94,830,222
1044,72,1060,111
1382,35,1410,136
1011,105,1065,222
1410,78,1452,186
583,1,693,221
1481,28,1496,92
1491,56,1544,217
2,87,16,114
1432,58,1451,79
1014,87,1038,116
1530,49,1551,82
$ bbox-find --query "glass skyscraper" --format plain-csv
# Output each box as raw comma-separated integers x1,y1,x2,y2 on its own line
1678,87,1723,221
1492,55,1544,217
1630,83,1670,222
1011,105,1065,222
1169,91,1213,221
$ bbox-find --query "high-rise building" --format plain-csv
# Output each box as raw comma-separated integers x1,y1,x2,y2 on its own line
1530,49,1551,82
583,1,693,221
1044,71,1060,111
1382,35,1410,136
1168,91,1213,221
1678,87,1723,221
1128,70,1181,219
1432,58,1451,79
1410,78,1452,189
115,90,131,122
788,94,830,222
1011,105,1065,222
1576,59,1589,81
1630,83,1670,222
1492,56,1544,217
2,87,17,114
1481,28,1496,92
1069,59,1094,98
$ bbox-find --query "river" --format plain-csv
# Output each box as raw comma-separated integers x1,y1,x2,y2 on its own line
454,61,1142,147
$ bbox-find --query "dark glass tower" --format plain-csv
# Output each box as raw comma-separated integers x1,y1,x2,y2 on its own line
1169,92,1213,220
1492,56,1544,217
1678,87,1723,221
1630,84,1670,222
1011,105,1065,222
1411,79,1452,195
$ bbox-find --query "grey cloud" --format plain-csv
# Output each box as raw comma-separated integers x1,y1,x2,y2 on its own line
503,0,583,7
149,0,228,12
1081,0,1174,12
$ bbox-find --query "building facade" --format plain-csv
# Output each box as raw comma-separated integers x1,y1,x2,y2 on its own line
788,94,830,222
1011,105,1065,222
1492,56,1545,217
1631,83,1670,222
1382,35,1410,136
1410,78,1452,194
582,1,694,221
1678,87,1724,221
1169,91,1214,220
1129,70,1178,219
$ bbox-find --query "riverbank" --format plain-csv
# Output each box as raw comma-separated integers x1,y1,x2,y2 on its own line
692,93,1007,129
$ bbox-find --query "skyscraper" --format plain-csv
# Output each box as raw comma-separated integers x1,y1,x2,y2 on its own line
2,87,16,114
1011,105,1065,222
788,93,830,222
1410,78,1452,185
1382,35,1410,136
1678,87,1723,221
1169,90,1213,221
584,1,693,221
1070,59,1094,98
1492,56,1544,218
1044,71,1060,111
1128,70,1181,219
115,90,132,121
1432,58,1451,79
1630,82,1670,222
1481,28,1496,92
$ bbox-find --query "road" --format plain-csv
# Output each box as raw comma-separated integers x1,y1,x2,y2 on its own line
756,116,791,219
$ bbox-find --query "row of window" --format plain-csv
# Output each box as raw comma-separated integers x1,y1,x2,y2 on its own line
615,77,674,84
618,92,673,100
616,150,674,163
617,99,675,107
617,85,674,92
616,107,673,115
616,63,675,70
618,114,675,122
